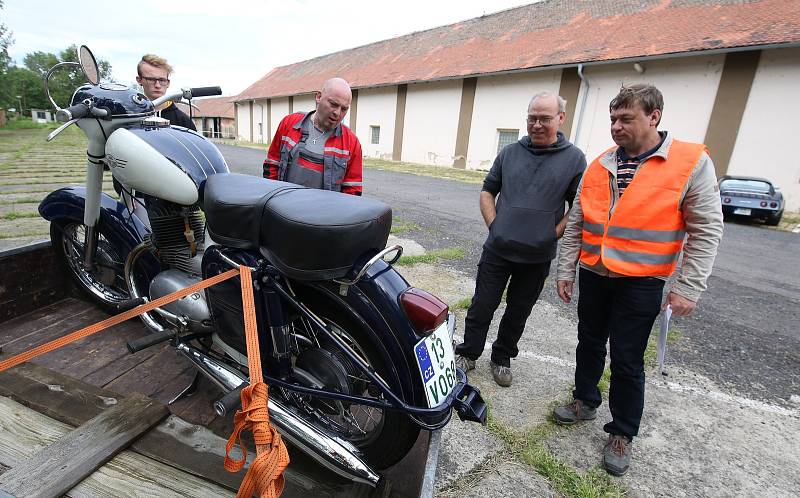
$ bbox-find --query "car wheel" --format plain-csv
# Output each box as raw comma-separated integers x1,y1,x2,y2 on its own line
765,210,783,226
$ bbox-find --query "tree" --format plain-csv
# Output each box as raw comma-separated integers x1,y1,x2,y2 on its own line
21,45,113,110
0,0,16,109
0,2,113,113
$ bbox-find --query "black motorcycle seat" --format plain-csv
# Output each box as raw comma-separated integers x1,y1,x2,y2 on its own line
203,173,392,280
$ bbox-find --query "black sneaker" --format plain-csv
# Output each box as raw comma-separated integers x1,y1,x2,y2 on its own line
603,434,632,476
552,399,597,425
490,361,512,387
455,355,476,372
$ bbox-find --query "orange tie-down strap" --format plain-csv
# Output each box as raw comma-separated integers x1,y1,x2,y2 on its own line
224,266,290,498
0,265,289,497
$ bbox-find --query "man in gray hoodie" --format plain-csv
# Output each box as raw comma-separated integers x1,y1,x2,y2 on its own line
455,92,586,387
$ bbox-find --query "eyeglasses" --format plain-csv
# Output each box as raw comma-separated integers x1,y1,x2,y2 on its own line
140,76,170,86
526,115,556,125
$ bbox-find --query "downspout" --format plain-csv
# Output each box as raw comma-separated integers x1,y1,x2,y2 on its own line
573,63,589,150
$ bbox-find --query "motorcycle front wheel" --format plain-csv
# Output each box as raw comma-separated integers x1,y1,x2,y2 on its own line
282,292,421,470
50,221,130,312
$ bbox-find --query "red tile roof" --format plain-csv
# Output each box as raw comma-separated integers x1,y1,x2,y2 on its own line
236,0,800,101
180,96,235,118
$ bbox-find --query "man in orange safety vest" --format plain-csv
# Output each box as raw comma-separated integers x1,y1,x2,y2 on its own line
552,84,723,476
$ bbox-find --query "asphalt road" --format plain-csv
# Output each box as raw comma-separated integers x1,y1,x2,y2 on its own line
219,143,800,408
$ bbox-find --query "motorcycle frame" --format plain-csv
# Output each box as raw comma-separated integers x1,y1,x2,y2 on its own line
204,246,485,427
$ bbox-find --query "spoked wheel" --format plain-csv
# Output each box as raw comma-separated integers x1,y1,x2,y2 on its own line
281,298,420,469
51,221,130,311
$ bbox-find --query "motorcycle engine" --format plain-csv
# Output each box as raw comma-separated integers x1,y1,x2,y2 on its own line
145,198,206,275
149,269,213,334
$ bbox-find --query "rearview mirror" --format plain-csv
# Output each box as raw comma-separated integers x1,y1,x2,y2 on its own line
78,45,99,85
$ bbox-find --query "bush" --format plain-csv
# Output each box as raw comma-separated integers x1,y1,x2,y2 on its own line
1,116,58,130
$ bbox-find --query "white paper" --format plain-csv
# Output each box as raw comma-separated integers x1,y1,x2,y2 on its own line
657,305,672,376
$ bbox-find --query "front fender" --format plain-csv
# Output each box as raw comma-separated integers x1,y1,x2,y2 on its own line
38,187,149,250
38,187,160,278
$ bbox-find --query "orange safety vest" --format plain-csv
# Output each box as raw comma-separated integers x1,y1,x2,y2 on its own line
579,139,706,277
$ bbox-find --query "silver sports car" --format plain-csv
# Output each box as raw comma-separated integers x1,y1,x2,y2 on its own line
719,175,784,226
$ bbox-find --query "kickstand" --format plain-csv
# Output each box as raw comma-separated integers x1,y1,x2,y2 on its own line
169,371,201,405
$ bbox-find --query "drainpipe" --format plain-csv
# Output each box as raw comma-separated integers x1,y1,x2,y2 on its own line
573,63,589,150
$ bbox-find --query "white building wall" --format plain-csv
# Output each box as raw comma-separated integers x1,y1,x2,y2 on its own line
293,94,316,113
467,70,562,170
728,47,800,212
235,102,250,141
573,55,725,161
254,99,267,143
402,80,462,166
269,98,290,144
354,86,397,160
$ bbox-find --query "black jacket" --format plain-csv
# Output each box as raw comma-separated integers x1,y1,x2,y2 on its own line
159,102,196,130
483,132,586,264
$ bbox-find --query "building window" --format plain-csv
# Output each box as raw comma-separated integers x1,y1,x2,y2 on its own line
36,111,46,120
497,129,519,154
258,123,263,137
370,125,380,145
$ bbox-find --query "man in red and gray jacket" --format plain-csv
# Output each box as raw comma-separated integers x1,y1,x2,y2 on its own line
263,78,363,195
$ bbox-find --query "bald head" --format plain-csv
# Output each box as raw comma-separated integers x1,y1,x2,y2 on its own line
314,78,352,131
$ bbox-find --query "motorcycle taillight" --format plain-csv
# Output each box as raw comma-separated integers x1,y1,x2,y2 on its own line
400,288,448,336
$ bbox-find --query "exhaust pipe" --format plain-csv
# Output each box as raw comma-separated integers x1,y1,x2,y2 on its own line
176,343,381,487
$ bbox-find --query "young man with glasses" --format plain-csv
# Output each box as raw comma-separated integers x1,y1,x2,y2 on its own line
454,92,586,387
136,54,196,130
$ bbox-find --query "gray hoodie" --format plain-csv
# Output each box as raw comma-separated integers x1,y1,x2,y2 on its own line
483,132,586,264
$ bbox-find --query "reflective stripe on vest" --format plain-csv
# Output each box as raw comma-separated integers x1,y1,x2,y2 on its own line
579,139,705,277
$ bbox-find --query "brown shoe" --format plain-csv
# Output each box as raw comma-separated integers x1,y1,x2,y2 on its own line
490,362,512,387
552,399,597,425
603,434,632,476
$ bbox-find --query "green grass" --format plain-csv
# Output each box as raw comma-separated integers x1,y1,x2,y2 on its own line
211,138,267,150
0,117,59,130
0,197,43,205
396,247,466,266
0,229,48,240
390,216,420,235
364,157,488,184
0,211,40,221
453,297,472,310
487,406,627,498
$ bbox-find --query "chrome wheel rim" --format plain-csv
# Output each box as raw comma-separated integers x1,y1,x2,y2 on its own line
61,222,129,305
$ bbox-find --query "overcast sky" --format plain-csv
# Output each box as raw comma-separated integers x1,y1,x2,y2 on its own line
3,0,529,97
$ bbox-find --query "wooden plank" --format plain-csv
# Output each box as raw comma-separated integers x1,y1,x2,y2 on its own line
0,394,169,498
0,363,121,428
0,299,91,347
0,396,235,498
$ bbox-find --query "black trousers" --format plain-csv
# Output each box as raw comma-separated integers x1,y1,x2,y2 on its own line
455,249,550,368
573,267,665,439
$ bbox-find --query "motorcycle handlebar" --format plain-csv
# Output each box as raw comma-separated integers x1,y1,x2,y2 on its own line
190,86,222,98
56,102,90,122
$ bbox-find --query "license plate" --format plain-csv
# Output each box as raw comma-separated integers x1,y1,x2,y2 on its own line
414,321,457,407
734,208,751,215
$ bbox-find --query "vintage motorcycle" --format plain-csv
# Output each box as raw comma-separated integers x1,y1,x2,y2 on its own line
37,46,486,485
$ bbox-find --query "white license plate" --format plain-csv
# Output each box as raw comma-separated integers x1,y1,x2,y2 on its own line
734,208,751,215
414,321,457,407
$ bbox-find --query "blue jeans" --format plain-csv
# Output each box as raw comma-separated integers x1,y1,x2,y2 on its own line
573,267,665,439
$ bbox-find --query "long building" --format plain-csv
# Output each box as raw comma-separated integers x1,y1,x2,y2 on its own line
234,0,800,210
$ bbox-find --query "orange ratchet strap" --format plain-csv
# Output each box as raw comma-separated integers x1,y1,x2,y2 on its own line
224,266,290,498
0,268,238,373
0,265,289,497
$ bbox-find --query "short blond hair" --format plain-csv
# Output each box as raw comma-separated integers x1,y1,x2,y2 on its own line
138,54,173,76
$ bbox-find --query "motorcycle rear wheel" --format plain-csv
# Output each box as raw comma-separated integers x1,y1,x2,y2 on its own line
282,293,421,470
51,221,130,312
